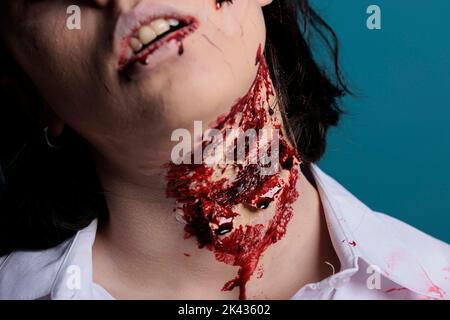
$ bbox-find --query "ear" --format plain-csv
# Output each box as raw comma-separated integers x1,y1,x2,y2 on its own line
257,0,273,7
49,118,65,139
44,105,65,138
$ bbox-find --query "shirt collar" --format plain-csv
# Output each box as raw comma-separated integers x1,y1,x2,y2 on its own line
310,164,448,299
1,165,446,300
50,220,98,299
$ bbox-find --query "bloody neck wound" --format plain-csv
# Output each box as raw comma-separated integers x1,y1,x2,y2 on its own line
166,44,301,300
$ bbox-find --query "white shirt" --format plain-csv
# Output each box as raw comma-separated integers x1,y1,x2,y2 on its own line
0,165,449,300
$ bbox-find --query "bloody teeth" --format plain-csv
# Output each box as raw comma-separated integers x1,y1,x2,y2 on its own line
149,19,171,36
131,18,179,53
130,37,143,52
168,19,180,27
138,26,157,46
119,18,198,70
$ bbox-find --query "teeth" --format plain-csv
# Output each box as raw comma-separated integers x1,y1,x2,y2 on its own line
130,18,181,53
149,19,171,36
168,19,180,27
126,48,133,60
138,26,157,46
129,37,143,52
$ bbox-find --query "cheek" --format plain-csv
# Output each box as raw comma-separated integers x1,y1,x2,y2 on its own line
201,0,267,101
151,0,267,127
12,11,107,124
206,0,261,38
14,15,79,92
210,0,266,69
214,0,252,36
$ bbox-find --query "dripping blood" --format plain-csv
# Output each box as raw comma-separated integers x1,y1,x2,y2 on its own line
166,44,301,299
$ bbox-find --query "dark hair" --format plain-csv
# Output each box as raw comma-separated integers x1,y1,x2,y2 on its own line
0,0,348,255
264,1,348,162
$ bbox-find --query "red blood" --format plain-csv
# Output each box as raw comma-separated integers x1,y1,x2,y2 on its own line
177,39,184,55
385,287,407,293
421,267,447,299
166,44,301,299
427,285,446,299
119,20,199,70
349,241,357,247
215,0,234,10
255,43,262,66
256,266,264,279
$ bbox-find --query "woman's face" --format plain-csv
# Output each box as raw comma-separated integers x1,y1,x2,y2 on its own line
2,0,272,162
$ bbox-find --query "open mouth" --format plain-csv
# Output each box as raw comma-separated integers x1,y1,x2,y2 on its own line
118,16,199,71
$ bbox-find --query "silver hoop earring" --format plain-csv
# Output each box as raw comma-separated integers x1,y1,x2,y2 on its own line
44,127,61,149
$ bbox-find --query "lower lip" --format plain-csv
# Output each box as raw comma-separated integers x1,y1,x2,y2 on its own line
120,22,199,76
124,40,181,79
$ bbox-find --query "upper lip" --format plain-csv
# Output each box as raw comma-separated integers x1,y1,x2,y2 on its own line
113,1,197,70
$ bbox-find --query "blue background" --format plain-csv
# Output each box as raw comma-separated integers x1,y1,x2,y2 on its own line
312,0,450,242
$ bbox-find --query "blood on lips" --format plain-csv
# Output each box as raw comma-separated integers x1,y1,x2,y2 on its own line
118,16,199,70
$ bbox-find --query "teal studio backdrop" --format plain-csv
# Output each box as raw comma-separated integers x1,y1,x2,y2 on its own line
313,0,450,242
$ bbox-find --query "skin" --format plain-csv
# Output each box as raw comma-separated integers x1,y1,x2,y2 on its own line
2,0,340,299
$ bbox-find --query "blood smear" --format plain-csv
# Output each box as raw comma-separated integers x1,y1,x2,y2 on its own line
166,44,301,299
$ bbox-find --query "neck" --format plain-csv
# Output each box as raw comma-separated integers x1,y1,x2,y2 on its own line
92,53,339,299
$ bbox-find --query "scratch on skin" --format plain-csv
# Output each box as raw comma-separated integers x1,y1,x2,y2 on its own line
213,0,244,38
102,82,114,96
200,33,235,80
201,33,223,53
